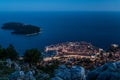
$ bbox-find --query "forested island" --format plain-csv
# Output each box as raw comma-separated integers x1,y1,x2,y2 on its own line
1,22,40,35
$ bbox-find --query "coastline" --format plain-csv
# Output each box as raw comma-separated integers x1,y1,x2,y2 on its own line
24,31,41,36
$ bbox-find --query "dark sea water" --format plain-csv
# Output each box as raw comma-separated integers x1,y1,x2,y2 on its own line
0,11,120,56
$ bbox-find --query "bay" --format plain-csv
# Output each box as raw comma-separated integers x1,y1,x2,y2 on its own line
0,11,120,55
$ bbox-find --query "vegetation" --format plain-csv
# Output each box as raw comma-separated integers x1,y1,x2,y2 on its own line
37,61,59,77
0,64,14,78
0,45,43,79
1,22,40,35
24,48,41,64
0,45,2,57
0,44,41,62
0,44,18,60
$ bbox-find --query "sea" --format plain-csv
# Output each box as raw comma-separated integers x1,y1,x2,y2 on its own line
0,11,120,56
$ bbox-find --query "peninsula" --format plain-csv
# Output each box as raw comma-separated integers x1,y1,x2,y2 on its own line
1,22,40,35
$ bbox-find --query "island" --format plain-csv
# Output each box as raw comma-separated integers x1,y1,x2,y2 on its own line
1,22,40,35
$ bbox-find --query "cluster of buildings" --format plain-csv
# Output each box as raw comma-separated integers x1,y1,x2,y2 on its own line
45,42,97,55
43,42,120,69
44,42,100,61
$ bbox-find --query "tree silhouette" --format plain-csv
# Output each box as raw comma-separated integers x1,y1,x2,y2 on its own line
6,44,18,60
24,48,41,64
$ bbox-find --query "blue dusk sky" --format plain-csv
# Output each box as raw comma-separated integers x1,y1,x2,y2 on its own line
0,0,120,11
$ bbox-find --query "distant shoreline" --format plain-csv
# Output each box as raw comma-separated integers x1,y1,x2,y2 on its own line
25,31,41,36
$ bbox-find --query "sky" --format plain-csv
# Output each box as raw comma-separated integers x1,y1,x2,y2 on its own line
0,0,120,11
